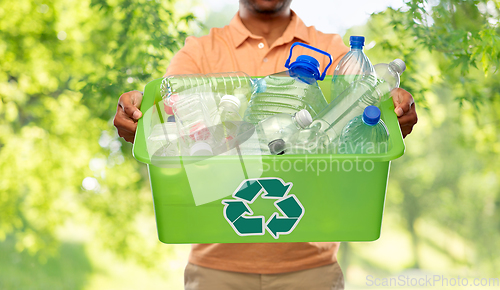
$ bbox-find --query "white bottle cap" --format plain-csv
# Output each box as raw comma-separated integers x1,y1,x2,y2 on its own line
295,109,313,129
391,59,406,74
220,95,241,109
189,141,213,156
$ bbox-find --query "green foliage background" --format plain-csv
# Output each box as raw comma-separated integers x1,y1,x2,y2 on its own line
0,0,499,288
0,0,194,288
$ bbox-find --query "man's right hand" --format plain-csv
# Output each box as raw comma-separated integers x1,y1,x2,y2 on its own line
113,90,143,143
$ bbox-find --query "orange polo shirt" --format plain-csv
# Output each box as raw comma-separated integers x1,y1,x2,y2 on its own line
165,11,350,274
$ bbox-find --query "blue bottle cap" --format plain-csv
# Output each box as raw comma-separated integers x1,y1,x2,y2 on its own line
362,106,381,126
349,36,365,49
289,55,321,84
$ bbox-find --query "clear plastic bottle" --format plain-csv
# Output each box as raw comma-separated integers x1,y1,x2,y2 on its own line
373,59,406,96
337,106,389,154
286,124,331,155
214,95,243,124
308,59,406,146
213,96,263,156
166,89,219,125
147,122,180,157
172,92,217,156
243,42,333,124
330,36,375,101
213,95,243,148
256,109,312,155
164,81,251,127
160,72,258,109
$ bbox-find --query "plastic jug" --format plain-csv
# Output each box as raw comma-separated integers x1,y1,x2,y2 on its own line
243,42,332,124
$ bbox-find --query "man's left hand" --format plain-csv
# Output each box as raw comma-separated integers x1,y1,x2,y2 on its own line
391,88,418,138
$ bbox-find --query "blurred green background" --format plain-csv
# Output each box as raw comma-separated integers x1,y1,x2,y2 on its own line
0,0,499,289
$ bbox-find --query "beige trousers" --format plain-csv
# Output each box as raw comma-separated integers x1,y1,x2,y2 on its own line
184,262,344,290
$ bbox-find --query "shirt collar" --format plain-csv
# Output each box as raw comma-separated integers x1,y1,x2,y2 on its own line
229,10,310,48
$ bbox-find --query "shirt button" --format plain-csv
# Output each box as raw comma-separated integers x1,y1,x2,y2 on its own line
258,42,264,49
263,58,268,63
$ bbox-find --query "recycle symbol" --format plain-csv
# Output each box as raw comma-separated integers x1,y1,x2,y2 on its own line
222,178,305,239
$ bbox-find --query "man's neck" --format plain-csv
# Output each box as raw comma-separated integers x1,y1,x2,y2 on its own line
238,7,292,47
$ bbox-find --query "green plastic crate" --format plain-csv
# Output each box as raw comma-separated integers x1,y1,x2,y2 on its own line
133,76,405,243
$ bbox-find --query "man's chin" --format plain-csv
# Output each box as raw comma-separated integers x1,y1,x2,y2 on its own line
242,0,291,14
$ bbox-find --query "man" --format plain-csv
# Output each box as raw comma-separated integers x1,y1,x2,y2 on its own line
114,0,418,289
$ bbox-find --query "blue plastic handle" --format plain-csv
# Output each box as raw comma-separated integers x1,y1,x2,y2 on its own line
284,42,333,81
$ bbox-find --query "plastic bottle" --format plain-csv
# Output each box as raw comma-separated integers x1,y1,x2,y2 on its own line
147,122,180,157
172,92,217,156
214,95,242,124
165,89,218,126
373,59,406,96
308,59,406,146
160,72,257,110
163,94,178,122
286,124,331,155
161,72,252,123
330,36,375,100
337,106,389,154
256,109,313,155
243,42,333,124
213,95,244,147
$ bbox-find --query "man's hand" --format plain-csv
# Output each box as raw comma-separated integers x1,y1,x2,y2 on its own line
391,88,418,138
113,90,143,143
